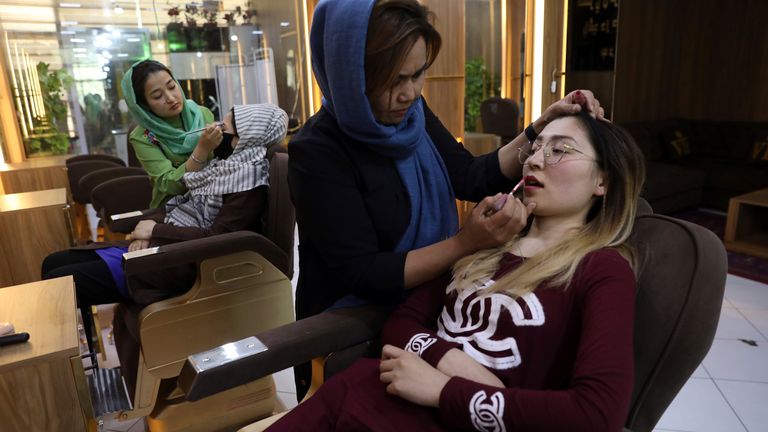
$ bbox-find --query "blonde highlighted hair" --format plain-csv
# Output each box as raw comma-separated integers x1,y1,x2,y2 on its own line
451,112,646,297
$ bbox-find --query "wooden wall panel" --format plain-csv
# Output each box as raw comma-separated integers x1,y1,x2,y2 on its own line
541,0,566,109
613,0,768,123
423,79,465,138
421,0,465,138
503,0,527,103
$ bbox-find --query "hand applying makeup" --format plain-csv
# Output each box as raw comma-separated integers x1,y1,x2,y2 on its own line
456,185,536,252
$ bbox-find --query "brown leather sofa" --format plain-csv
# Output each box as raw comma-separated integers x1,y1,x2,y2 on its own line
178,199,729,432
622,119,768,214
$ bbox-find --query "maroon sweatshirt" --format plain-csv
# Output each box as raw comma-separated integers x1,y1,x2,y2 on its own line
381,248,636,432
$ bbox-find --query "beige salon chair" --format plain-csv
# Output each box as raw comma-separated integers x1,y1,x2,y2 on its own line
177,199,728,432
87,152,296,432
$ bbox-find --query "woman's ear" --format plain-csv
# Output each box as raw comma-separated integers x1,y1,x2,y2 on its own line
594,173,606,197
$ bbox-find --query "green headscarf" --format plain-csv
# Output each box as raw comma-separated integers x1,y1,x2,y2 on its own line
121,60,206,155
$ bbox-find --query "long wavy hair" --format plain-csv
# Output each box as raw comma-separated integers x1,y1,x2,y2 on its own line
451,112,646,297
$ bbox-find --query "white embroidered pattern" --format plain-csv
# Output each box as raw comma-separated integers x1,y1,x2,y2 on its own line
437,286,545,370
469,390,506,432
405,333,437,356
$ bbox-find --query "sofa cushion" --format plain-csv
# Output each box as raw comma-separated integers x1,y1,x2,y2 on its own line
643,162,706,201
660,128,692,160
688,121,755,161
751,137,768,165
624,122,666,161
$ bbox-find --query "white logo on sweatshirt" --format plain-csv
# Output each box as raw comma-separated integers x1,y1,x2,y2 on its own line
437,288,544,369
405,333,437,356
470,390,506,432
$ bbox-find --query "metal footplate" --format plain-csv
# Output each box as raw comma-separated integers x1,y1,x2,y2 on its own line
87,367,133,417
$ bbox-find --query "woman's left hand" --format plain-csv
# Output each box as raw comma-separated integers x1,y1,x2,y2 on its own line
131,220,157,240
379,344,450,408
540,89,606,124
128,239,150,252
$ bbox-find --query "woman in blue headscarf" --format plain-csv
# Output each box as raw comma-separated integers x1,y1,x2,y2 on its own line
290,0,605,396
122,60,224,208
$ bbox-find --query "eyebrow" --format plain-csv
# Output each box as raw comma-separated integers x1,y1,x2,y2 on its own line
534,134,578,144
396,64,428,81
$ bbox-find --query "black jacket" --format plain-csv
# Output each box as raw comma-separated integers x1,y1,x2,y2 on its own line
289,99,515,319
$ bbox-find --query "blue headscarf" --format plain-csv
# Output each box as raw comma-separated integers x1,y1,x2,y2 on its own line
311,0,458,251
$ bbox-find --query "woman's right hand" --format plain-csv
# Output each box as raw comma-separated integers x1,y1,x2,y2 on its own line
197,123,223,152
456,194,535,253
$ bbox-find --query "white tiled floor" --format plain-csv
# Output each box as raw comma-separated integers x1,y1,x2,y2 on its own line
654,274,768,432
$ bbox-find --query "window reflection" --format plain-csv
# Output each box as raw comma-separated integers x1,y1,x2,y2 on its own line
0,0,310,159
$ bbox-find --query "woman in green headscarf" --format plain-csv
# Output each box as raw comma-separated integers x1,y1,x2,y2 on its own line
121,59,223,208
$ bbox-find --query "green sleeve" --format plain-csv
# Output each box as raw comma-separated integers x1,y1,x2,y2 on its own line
129,108,215,208
201,106,214,123
130,127,188,208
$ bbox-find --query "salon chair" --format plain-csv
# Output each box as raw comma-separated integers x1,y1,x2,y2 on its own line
79,166,149,241
91,174,153,239
66,159,125,244
178,199,728,432
480,97,520,144
84,152,296,432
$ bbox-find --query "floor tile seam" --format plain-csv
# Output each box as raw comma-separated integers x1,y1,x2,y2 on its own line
730,307,768,342
710,378,750,432
711,377,768,385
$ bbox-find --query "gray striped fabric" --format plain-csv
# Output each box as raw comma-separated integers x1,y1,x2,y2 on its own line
164,103,288,229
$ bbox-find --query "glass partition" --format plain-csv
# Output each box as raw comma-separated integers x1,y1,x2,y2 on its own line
0,0,311,159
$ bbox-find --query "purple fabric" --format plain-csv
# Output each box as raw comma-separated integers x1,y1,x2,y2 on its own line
94,247,129,298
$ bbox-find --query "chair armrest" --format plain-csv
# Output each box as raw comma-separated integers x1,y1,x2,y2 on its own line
178,303,393,401
123,231,290,277
108,208,162,233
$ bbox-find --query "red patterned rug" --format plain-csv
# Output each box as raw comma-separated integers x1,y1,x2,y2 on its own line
671,209,768,285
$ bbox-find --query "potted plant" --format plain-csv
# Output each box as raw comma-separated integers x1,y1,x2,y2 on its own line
166,6,187,52
241,2,257,25
200,7,225,51
464,57,500,133
184,3,199,28
25,62,73,155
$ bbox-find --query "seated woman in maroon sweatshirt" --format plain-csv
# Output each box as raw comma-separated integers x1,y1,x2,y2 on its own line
267,110,646,432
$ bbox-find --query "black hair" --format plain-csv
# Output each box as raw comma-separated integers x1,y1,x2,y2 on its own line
130,60,175,106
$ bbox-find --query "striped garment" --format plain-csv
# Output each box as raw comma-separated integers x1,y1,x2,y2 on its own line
164,103,288,229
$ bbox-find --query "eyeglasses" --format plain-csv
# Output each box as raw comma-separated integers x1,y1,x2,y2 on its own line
518,140,596,166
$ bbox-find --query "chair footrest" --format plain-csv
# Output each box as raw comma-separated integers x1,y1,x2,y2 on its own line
87,367,132,417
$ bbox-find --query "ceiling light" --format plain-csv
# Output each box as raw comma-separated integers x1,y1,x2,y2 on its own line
70,38,86,43
117,53,128,57
279,21,290,27
59,3,81,7
114,5,124,14
230,35,238,41
126,37,141,42
74,53,86,58
72,47,86,52
61,20,79,26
